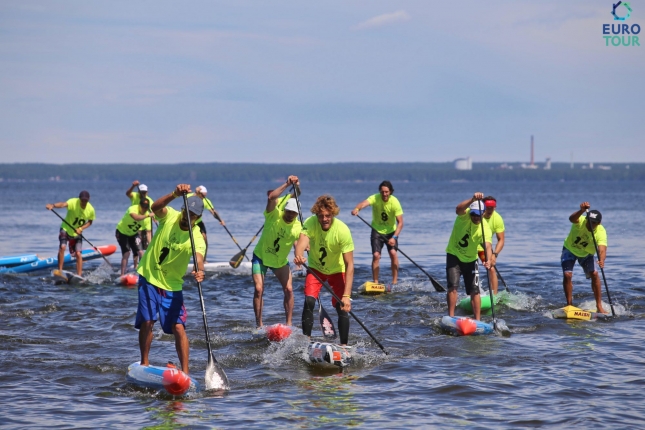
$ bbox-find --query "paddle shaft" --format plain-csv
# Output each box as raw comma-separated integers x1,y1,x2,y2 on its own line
355,214,446,292
205,199,249,260
50,209,112,267
494,266,510,293
586,209,615,317
476,200,497,330
182,193,219,365
301,263,388,355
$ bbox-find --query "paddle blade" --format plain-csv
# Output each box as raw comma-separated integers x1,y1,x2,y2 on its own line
205,354,230,391
319,300,337,340
429,277,446,292
229,249,246,268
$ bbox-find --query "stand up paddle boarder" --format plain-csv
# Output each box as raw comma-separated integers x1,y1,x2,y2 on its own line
135,184,206,375
446,193,493,320
115,199,154,276
294,195,355,346
251,175,302,328
561,202,607,314
46,190,96,276
477,196,505,294
351,180,404,285
126,181,154,250
187,186,224,263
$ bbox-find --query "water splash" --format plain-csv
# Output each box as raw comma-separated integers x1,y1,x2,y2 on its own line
204,359,230,391
84,261,115,284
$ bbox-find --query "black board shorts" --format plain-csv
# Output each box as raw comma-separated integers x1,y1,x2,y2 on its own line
116,229,141,254
370,229,397,254
446,253,480,295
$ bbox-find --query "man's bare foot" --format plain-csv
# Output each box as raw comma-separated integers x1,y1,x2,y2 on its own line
597,305,608,314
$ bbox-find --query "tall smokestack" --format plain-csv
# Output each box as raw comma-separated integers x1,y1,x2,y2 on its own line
530,135,534,166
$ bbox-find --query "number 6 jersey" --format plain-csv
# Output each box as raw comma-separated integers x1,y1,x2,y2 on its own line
302,216,354,275
137,207,205,291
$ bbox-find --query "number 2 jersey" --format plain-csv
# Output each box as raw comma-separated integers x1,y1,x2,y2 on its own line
445,209,492,263
563,215,607,258
366,194,403,234
303,216,354,275
61,198,96,237
137,207,206,291
116,205,150,237
253,196,302,268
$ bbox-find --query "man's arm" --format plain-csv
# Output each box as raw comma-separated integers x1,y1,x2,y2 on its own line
129,212,149,221
152,184,191,219
341,252,354,312
126,180,139,199
387,215,404,246
293,233,310,265
457,192,484,215
267,175,299,213
494,231,505,255
351,200,370,216
45,201,68,210
570,202,590,223
190,252,205,282
597,244,607,269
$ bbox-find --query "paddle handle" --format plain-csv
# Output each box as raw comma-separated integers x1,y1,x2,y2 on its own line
50,209,111,266
586,209,615,317
355,214,445,292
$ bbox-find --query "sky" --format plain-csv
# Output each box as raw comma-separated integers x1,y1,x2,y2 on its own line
0,0,643,164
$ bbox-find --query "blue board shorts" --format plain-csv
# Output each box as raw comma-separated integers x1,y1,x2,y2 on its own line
561,247,597,279
252,253,270,275
135,275,187,334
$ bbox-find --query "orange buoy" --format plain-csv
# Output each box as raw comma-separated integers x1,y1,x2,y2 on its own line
265,323,292,342
162,365,191,396
119,273,138,287
455,317,477,336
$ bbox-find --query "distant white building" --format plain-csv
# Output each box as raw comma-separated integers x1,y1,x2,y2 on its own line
544,158,551,170
454,157,472,170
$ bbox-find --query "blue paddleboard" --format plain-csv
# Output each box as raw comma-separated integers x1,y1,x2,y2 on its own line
0,254,38,268
127,362,199,395
440,315,494,336
0,245,116,274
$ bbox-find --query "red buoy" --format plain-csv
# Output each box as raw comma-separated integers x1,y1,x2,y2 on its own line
265,323,292,342
119,273,138,287
456,317,477,336
162,365,191,395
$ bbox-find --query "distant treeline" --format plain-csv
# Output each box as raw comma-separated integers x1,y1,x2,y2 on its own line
0,162,643,182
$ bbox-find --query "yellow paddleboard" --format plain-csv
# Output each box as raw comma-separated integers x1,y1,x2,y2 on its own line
359,282,387,295
552,305,594,320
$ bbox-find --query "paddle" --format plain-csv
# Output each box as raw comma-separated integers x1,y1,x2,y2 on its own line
182,192,230,390
290,185,338,340
494,266,511,293
586,209,615,317
229,225,264,268
354,214,446,292
476,200,497,331
210,210,249,261
50,209,112,268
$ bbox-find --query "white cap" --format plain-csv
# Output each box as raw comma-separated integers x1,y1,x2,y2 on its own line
284,198,299,213
197,185,208,195
468,200,485,215
139,184,148,192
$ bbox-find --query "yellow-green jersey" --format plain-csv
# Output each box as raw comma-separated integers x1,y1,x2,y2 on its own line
446,209,492,263
186,193,214,225
563,215,607,258
366,194,403,234
253,195,301,268
137,207,206,292
477,211,505,252
61,198,96,237
116,205,150,236
130,192,154,231
303,216,354,275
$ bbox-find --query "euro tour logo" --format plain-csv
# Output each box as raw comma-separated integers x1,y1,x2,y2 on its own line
603,2,641,46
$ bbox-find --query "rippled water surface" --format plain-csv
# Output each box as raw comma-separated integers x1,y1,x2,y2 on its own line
1,180,644,428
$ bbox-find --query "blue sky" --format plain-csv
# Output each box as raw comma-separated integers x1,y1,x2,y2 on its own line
0,1,643,163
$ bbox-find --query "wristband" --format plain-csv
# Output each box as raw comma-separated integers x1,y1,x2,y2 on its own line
172,190,178,197
342,294,351,298
393,235,398,239
493,252,498,257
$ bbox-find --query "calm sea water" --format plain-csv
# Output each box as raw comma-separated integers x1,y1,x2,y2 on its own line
1,179,644,429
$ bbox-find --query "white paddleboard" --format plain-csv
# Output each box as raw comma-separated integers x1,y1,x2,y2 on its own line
51,269,87,285
126,361,199,395
185,261,252,275
307,341,353,368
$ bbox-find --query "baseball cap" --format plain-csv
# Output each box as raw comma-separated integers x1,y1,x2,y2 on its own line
198,186,208,195
284,198,299,213
183,195,204,216
79,190,90,200
139,184,148,192
588,210,602,223
468,201,485,216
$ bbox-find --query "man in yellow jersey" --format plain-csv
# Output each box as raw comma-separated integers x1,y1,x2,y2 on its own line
46,190,96,276
351,180,404,285
445,193,493,320
135,184,206,375
294,195,354,345
126,180,155,250
561,202,607,314
187,185,224,262
115,199,155,275
252,175,301,328
476,196,505,294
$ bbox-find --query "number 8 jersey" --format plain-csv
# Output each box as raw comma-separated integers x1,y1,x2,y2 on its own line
137,207,206,291
563,215,607,258
303,216,354,275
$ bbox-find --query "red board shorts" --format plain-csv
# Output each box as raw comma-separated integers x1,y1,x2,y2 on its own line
304,268,346,307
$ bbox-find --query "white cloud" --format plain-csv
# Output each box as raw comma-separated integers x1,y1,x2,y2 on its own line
353,10,411,31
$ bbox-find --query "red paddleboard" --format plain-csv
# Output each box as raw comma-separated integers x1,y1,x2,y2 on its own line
265,323,292,342
118,273,139,287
